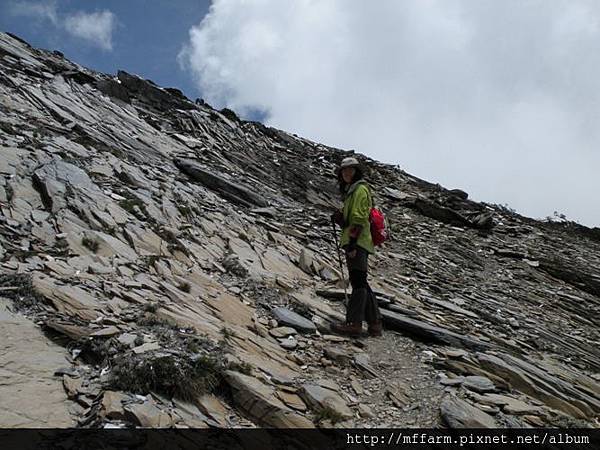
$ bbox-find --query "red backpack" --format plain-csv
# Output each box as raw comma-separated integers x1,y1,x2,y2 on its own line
366,187,388,246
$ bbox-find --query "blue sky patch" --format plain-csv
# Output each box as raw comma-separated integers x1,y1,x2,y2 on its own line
0,0,211,101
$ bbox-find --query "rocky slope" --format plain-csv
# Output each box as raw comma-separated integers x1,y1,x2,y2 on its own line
1,31,599,429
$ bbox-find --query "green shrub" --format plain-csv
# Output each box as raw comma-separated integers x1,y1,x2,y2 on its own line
82,236,99,252
110,353,225,400
313,406,344,425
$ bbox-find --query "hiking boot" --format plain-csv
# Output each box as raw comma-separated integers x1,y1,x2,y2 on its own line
331,321,363,337
367,321,383,337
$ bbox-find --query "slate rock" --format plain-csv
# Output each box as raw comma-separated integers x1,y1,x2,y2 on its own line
175,158,267,207
269,326,297,338
300,383,353,419
440,395,496,428
132,342,160,354
224,371,314,428
100,391,127,420
124,400,173,428
380,309,490,351
462,375,496,393
272,307,316,333
279,336,298,350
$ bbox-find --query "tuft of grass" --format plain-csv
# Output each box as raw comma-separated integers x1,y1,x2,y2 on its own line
220,107,239,122
220,327,237,340
178,281,191,293
136,313,178,329
168,242,189,256
82,236,100,252
109,147,124,158
187,340,200,354
177,204,193,218
142,255,162,268
143,302,159,313
0,121,15,135
0,273,44,310
313,406,344,425
154,226,177,244
110,353,225,401
5,183,14,203
227,361,253,375
545,413,591,428
118,196,148,218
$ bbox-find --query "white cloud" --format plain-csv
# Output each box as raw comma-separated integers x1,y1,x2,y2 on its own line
8,1,116,51
63,10,116,51
180,0,600,226
8,0,58,24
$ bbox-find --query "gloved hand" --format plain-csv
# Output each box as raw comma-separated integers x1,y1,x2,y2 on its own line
348,225,362,239
330,210,345,227
346,237,358,259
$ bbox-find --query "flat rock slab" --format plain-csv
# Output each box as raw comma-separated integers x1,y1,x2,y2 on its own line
195,394,229,427
90,326,121,337
174,158,267,207
380,309,490,351
272,307,316,333
440,395,496,428
132,342,161,354
0,298,75,427
300,383,353,419
269,326,297,338
279,336,298,350
324,346,353,365
100,391,127,420
481,394,543,415
32,275,100,322
476,352,594,418
225,371,314,428
32,159,101,212
462,375,496,393
124,400,173,428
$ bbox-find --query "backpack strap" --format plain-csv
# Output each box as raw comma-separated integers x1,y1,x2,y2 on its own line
365,183,376,209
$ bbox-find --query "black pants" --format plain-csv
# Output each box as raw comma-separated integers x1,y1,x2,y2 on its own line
345,247,381,324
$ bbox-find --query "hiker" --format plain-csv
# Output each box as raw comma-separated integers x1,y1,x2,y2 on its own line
330,157,382,337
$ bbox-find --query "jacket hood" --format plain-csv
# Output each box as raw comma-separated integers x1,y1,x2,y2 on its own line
345,179,368,197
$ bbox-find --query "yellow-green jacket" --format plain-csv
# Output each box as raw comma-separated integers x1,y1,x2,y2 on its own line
341,180,375,254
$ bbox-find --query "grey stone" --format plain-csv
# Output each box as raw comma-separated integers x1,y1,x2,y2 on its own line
117,333,138,347
269,326,297,338
323,346,353,365
272,307,316,333
300,383,353,419
32,159,101,212
440,395,497,428
298,248,314,274
462,376,496,393
100,391,127,420
124,400,173,427
224,371,314,428
440,376,465,386
380,309,490,351
279,336,298,350
132,342,160,354
90,326,120,337
175,159,268,207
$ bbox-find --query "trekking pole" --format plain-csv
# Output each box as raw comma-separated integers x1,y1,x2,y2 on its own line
331,218,349,306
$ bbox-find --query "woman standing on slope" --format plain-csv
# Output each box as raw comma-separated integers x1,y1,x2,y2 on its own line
331,157,382,337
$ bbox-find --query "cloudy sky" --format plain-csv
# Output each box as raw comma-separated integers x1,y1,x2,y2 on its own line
2,1,599,226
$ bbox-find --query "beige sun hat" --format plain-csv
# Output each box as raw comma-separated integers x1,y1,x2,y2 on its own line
335,157,361,175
